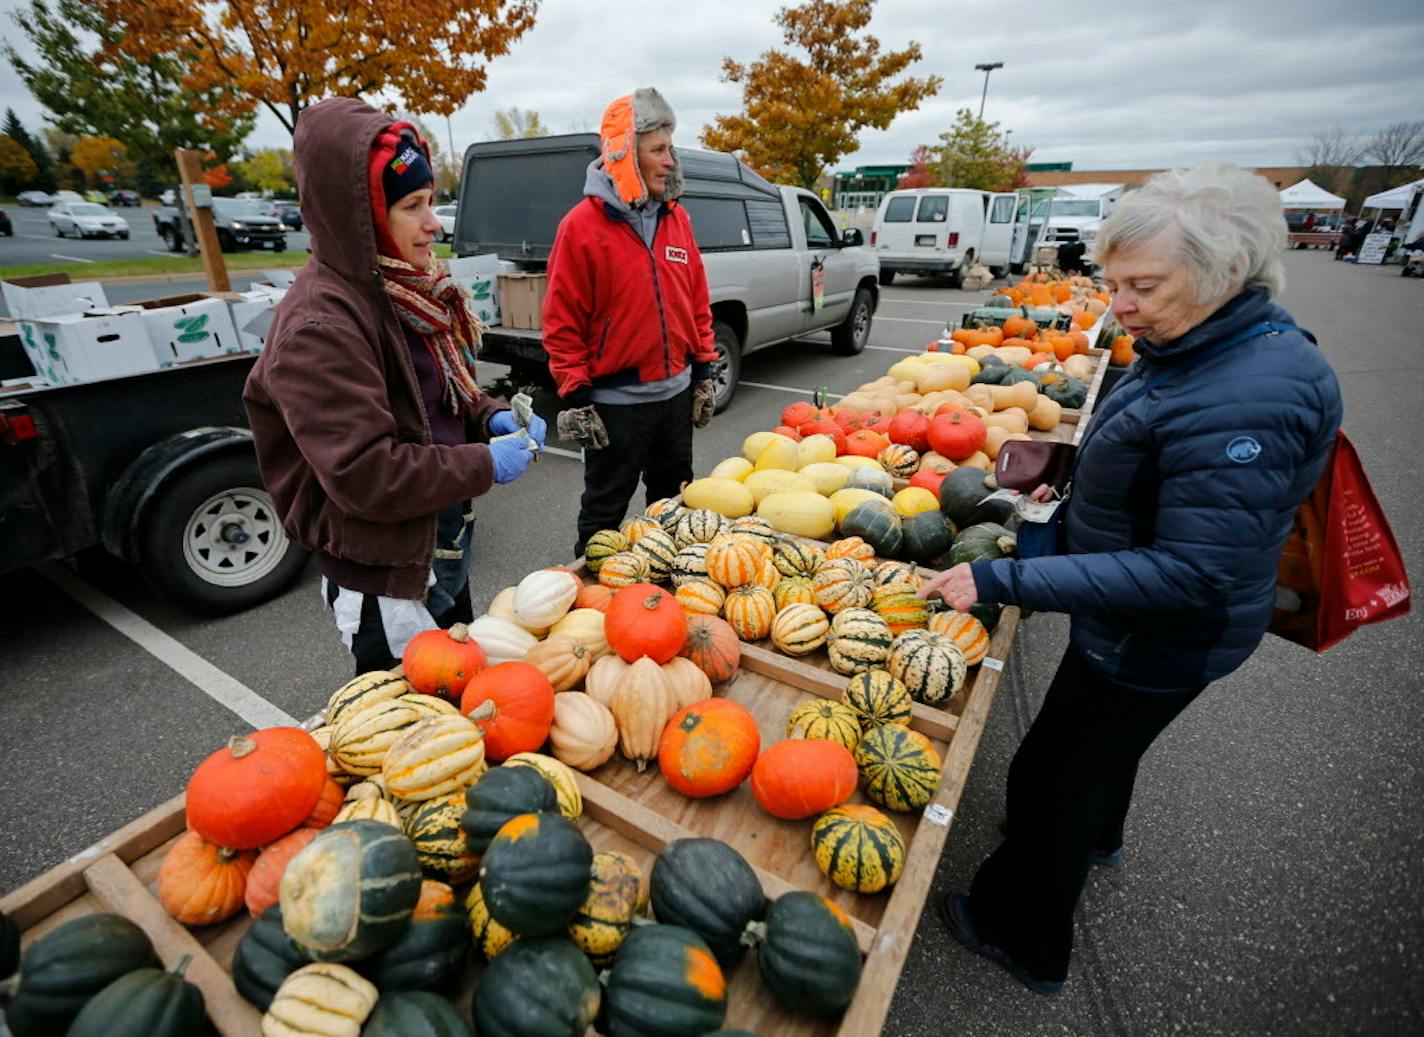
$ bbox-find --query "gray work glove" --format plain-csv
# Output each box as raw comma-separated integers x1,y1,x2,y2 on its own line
691,379,716,428
557,404,610,450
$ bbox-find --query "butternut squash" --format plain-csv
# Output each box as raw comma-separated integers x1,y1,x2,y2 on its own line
962,384,993,411
983,425,1012,461
958,451,992,471
1061,354,1095,382
988,381,1038,413
983,408,1029,435
993,346,1034,367
1028,395,1063,431
915,364,970,393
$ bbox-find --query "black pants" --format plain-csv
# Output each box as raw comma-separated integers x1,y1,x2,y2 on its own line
574,388,693,556
968,646,1206,982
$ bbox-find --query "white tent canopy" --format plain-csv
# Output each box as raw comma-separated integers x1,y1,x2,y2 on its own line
1363,178,1424,210
1279,179,1346,210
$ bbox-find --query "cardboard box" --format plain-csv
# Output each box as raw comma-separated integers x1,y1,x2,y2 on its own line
498,273,547,330
129,293,243,366
2,275,109,320
226,288,286,353
16,310,159,386
447,254,501,327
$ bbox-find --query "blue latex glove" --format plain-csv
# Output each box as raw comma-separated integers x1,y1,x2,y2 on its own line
489,436,534,484
489,408,548,448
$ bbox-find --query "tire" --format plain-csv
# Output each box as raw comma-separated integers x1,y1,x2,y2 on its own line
138,453,309,615
988,265,1007,279
709,320,742,413
53,223,63,237
1010,260,1026,275
119,232,129,240
274,238,287,251
947,252,972,290
831,287,874,356
878,269,895,286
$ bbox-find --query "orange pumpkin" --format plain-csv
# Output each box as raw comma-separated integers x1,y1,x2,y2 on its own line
158,830,256,926
402,622,488,699
1070,309,1097,331
679,614,741,683
301,776,346,830
185,727,327,850
1024,353,1056,370
1043,332,1076,362
574,584,615,612
749,739,859,820
460,661,556,762
1001,315,1037,340
658,698,761,798
1110,333,1136,367
843,429,890,458
605,583,686,663
243,826,319,917
999,336,1038,352
1067,330,1090,355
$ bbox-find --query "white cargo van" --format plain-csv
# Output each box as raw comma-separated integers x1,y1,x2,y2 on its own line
870,188,1019,287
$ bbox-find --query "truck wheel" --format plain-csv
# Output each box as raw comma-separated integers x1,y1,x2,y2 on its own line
988,265,1007,279
878,269,895,286
831,287,874,356
710,321,741,413
161,226,182,252
138,454,309,615
218,230,236,253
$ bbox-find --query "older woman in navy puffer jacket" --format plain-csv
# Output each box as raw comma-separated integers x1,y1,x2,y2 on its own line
920,163,1343,995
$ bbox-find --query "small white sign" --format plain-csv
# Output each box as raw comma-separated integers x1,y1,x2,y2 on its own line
923,804,953,826
981,657,1005,672
1357,232,1391,265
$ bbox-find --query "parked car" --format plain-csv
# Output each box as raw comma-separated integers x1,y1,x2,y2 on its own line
273,201,302,230
48,201,131,239
0,209,11,236
871,187,1019,286
17,191,54,207
434,204,457,242
52,190,85,204
108,189,142,207
151,196,286,252
83,190,109,204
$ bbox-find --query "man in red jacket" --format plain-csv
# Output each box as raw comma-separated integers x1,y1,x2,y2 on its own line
544,87,718,555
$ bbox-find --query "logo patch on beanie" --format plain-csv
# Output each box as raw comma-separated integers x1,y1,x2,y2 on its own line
391,145,420,174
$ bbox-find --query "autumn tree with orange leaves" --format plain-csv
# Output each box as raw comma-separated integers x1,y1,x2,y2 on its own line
92,0,541,136
702,0,941,189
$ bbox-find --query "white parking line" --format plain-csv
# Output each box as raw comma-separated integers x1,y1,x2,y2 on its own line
41,563,297,730
875,317,949,326
879,297,977,307
541,445,583,461
49,253,95,264
865,345,923,353
739,380,818,396
146,250,174,257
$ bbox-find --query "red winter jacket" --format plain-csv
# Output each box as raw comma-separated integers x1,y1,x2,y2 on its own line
542,197,716,403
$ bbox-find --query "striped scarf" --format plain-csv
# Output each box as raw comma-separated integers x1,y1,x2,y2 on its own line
378,255,485,414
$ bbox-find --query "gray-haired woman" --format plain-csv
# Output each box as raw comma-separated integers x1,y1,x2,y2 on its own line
920,163,1343,993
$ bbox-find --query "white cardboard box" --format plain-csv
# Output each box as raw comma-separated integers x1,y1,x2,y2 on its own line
227,288,287,353
17,310,159,385
130,293,243,366
446,254,502,327
2,279,109,320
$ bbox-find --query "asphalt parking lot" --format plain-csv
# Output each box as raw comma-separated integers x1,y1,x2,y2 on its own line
1,251,1419,1034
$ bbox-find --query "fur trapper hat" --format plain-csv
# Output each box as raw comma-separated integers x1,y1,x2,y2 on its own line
600,87,683,206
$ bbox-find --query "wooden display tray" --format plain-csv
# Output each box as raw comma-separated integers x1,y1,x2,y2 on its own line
0,607,1021,1036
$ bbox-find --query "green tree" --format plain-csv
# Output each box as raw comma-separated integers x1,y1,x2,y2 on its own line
3,109,56,191
931,108,1030,192
492,107,548,139
0,135,40,193
702,0,941,188
231,148,295,195
4,0,254,193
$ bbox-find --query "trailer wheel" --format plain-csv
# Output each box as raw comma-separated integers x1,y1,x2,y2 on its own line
138,454,309,615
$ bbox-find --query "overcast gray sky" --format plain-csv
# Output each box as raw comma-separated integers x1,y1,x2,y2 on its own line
2,0,1422,174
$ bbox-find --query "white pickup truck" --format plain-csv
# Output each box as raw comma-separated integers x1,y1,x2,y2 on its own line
1039,182,1124,260
453,135,881,410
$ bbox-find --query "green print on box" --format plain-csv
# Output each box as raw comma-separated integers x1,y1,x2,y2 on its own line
20,323,67,384
173,314,211,344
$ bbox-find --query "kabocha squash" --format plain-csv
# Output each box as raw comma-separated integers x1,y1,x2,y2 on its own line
361,991,474,1037
471,938,601,1037
549,692,619,770
842,670,913,729
938,466,997,529
465,881,517,961
504,752,583,820
650,839,766,967
871,583,930,636
584,529,628,572
929,611,991,665
786,698,861,750
605,583,686,663
157,830,255,926
950,522,1018,566
1044,374,1088,409
812,804,906,894
524,634,593,692
326,670,410,728
813,557,875,614
67,955,207,1037
2,913,160,1037
461,765,558,854
844,464,893,497
658,698,760,797
597,551,650,589
750,738,858,820
359,880,469,994
772,538,824,578
584,653,629,708
611,656,679,770
279,820,422,962
770,602,831,656
825,607,894,675
246,827,319,917
670,542,712,586
856,724,943,812
261,963,377,1037
676,578,726,616
382,713,488,800
460,661,555,762
402,623,487,699
405,792,481,883
186,728,326,850
480,813,593,936
680,614,741,684
632,528,679,581
233,906,310,1011
901,509,955,566
704,535,762,587
888,628,967,706
662,655,713,709
673,508,729,547
569,851,645,965
750,892,862,1016
549,608,610,661
774,575,817,610
722,584,777,640
603,925,728,1037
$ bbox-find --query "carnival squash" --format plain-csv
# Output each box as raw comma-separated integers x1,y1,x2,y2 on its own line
812,803,907,894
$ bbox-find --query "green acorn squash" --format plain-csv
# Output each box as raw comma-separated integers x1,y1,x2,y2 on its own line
970,355,1010,384
362,990,473,1036
0,909,17,980
840,502,903,560
970,601,1003,633
2,913,160,1037
938,467,999,528
649,839,766,968
480,812,593,937
998,366,1042,387
461,765,558,855
751,891,862,1017
844,467,893,499
470,937,600,1037
1043,375,1088,409
603,925,728,1037
67,955,208,1037
949,522,1018,566
233,905,310,1010
900,510,955,566
359,882,469,993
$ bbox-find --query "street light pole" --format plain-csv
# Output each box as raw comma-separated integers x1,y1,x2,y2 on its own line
975,62,1004,120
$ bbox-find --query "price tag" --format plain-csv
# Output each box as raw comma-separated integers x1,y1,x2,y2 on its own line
923,804,952,827
981,657,1004,672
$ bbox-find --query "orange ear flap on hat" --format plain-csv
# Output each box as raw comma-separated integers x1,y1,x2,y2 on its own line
599,93,648,206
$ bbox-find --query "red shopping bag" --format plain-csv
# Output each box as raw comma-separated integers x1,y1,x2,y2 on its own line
1271,431,1411,651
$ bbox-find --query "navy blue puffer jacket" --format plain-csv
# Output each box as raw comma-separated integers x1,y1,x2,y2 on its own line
972,288,1342,691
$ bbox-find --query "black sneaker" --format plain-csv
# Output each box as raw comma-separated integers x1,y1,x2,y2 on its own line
938,893,1065,995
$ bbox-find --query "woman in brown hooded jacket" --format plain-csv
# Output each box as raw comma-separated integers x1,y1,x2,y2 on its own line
244,98,544,674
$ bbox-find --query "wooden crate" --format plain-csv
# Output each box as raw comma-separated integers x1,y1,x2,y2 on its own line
1028,347,1110,447
0,609,1021,1036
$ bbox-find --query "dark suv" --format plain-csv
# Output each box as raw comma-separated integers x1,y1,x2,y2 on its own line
108,189,142,207
273,201,302,231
